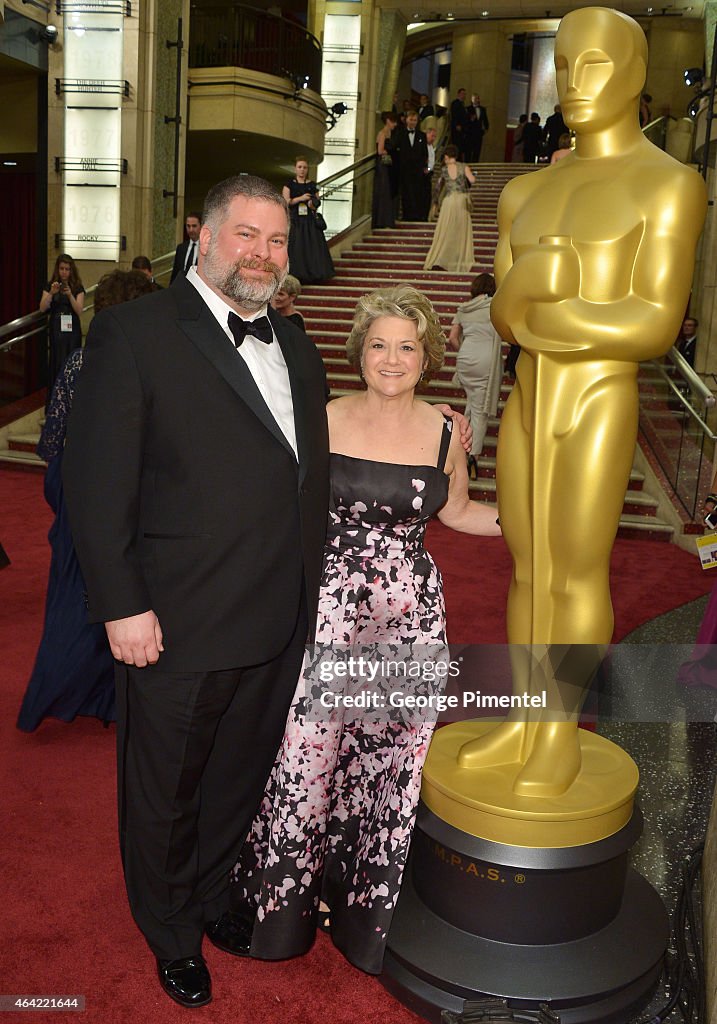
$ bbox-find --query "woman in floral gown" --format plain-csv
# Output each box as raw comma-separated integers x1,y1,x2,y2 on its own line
234,286,500,974
423,145,476,273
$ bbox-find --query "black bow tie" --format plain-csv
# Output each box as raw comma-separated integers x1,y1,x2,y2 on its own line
228,312,273,347
408,129,415,134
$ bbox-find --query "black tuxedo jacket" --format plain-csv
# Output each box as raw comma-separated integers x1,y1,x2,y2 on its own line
468,104,490,132
170,240,198,282
418,104,435,120
450,98,469,131
395,126,428,177
63,276,329,673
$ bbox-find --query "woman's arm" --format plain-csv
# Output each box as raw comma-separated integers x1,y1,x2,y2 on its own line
437,426,502,535
704,467,717,512
448,323,463,351
464,164,476,186
67,288,84,316
377,129,387,156
39,282,59,312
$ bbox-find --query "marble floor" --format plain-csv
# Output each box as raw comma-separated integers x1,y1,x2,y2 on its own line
600,595,716,1023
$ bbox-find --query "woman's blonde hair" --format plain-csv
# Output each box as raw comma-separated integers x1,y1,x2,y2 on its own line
346,285,446,381
281,274,302,297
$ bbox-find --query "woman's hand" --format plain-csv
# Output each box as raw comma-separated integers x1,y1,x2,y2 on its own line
435,404,472,453
438,425,502,536
67,289,84,316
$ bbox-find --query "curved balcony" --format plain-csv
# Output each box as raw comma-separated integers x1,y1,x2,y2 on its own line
186,1,327,189
189,2,322,94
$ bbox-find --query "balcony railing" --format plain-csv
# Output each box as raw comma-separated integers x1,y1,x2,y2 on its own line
189,2,322,94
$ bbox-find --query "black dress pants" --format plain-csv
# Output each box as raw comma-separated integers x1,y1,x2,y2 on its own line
115,599,307,960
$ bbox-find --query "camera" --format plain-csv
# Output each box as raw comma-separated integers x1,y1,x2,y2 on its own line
704,508,717,530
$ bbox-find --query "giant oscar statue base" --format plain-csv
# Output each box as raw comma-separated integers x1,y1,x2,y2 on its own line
382,8,707,1022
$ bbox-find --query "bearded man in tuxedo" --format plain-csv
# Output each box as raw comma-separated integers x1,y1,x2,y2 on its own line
63,175,329,1009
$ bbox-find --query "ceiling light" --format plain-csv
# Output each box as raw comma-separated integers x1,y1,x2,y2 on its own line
446,11,455,17
3,161,18,167
481,9,489,15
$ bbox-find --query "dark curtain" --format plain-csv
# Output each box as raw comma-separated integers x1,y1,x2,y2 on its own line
0,172,37,325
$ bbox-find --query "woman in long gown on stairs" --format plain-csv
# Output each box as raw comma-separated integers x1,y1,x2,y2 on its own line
371,111,399,228
234,285,501,974
423,145,476,273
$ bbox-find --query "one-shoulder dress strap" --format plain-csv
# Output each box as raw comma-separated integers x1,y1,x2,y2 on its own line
437,415,454,472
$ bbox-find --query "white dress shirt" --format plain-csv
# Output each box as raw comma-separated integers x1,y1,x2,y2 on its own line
427,144,436,173
186,267,298,458
184,240,198,272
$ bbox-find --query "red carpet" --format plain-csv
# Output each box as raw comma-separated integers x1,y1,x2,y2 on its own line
1,467,712,1023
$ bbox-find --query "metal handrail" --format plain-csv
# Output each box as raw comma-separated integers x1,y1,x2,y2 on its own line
0,250,176,354
648,359,717,440
666,346,715,408
640,349,717,519
316,154,375,192
0,310,48,345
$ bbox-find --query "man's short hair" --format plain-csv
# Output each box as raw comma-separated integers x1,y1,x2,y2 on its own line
186,211,202,223
202,176,288,233
131,255,152,271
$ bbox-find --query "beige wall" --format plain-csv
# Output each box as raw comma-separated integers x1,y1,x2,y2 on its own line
0,74,37,152
450,23,513,163
643,19,704,120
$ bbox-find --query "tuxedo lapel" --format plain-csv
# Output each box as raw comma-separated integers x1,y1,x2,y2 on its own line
173,279,296,461
270,309,309,485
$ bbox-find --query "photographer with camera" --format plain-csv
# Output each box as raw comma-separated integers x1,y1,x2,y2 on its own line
39,254,85,390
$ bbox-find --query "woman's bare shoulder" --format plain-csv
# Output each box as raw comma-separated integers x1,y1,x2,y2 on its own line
327,394,362,423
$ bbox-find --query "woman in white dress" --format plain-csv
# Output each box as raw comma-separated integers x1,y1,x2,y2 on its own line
448,273,504,478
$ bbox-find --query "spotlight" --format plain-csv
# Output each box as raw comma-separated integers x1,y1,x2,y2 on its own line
326,102,349,131
40,24,58,43
685,67,704,87
283,70,311,98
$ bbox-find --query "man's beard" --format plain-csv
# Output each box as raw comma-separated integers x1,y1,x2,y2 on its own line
203,250,287,313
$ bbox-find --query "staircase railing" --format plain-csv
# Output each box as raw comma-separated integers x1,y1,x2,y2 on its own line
0,251,176,411
638,348,716,519
0,311,49,410
317,154,376,240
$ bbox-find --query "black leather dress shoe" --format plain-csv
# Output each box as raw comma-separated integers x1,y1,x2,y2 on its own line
156,956,211,1008
204,908,254,957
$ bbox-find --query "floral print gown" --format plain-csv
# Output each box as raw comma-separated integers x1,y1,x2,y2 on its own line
233,417,453,974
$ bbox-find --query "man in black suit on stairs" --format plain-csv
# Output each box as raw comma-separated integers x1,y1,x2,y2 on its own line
170,211,202,282
396,110,429,221
63,175,329,1010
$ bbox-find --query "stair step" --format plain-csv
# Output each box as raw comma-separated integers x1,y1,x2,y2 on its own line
0,449,46,470
7,432,41,454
